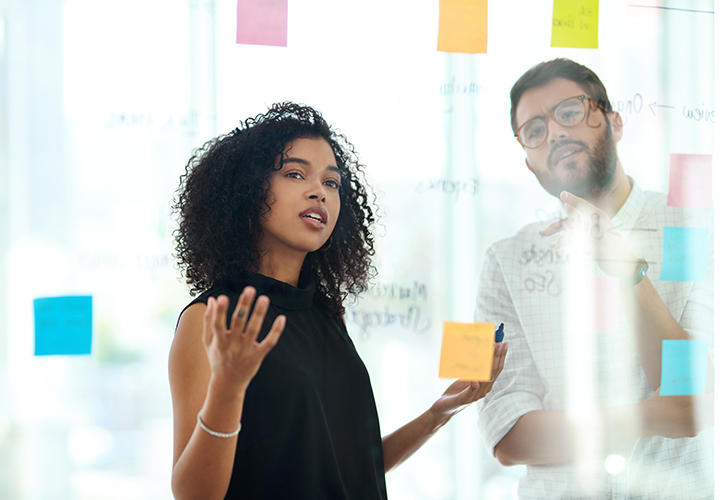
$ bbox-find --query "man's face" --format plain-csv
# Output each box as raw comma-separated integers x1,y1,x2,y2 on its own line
515,78,621,199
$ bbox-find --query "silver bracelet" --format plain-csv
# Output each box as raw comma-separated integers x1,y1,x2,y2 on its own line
197,412,241,438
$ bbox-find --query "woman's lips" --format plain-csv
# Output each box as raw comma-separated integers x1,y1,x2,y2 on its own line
300,207,328,229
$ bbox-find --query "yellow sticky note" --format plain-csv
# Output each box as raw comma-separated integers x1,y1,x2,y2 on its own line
550,0,599,49
439,322,494,380
437,0,488,54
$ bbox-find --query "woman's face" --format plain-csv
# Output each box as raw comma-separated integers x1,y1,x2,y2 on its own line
258,137,342,259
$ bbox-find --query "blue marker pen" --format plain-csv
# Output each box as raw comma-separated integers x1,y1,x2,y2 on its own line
495,323,505,343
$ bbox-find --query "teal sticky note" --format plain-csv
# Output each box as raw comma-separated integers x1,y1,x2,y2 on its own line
34,296,93,355
660,339,707,396
659,226,709,282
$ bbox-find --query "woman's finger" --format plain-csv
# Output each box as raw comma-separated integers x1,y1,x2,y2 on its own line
244,295,270,342
230,286,256,334
212,295,229,329
490,342,503,376
494,343,508,379
259,315,286,355
213,295,234,346
467,380,490,402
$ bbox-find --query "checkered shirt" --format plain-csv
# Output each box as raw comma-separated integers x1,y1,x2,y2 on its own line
475,180,714,499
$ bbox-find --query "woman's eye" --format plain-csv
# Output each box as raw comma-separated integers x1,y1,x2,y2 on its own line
324,180,340,189
286,172,303,179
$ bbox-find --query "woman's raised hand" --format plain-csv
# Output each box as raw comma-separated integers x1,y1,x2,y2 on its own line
203,287,285,395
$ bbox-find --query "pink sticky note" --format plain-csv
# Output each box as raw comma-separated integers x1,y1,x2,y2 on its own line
667,153,713,208
592,276,618,333
237,0,288,47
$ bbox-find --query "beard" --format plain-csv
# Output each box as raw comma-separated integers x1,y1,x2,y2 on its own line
533,118,617,200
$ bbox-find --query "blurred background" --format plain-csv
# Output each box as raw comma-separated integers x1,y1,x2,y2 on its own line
0,0,714,498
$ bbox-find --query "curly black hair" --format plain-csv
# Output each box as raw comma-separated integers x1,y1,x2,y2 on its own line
172,102,376,316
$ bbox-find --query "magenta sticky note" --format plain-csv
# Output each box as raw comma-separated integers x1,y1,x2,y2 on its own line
592,276,619,333
667,153,713,208
237,0,288,47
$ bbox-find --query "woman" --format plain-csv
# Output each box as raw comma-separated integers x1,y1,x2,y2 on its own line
169,102,507,500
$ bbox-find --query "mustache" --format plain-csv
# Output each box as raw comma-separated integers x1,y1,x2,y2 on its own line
547,140,588,167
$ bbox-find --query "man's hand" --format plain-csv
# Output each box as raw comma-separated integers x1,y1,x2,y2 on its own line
542,191,639,277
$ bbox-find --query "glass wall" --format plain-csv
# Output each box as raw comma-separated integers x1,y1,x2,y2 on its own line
0,0,714,498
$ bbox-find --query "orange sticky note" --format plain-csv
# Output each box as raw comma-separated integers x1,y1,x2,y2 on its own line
439,322,494,380
667,153,713,208
550,0,599,49
237,0,288,47
437,0,488,54
592,276,619,334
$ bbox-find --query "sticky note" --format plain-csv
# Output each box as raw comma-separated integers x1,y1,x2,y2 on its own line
592,276,619,334
659,226,709,282
236,0,288,47
34,296,93,355
550,0,599,49
667,153,713,208
439,322,494,380
437,0,488,54
660,339,707,396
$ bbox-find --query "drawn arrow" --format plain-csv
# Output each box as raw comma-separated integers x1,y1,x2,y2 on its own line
648,102,675,116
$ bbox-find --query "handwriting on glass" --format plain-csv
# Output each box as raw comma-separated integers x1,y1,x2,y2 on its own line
523,270,561,296
415,178,480,201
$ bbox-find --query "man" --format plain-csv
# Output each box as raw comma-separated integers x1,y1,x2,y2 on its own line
475,58,714,499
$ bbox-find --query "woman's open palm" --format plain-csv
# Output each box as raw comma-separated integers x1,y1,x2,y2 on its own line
203,287,285,394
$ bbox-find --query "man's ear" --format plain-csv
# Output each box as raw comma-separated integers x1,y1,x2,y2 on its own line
609,111,623,143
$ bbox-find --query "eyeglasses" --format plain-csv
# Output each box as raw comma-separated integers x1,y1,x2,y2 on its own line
514,95,608,149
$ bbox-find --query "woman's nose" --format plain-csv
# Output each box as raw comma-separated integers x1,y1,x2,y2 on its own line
307,180,327,202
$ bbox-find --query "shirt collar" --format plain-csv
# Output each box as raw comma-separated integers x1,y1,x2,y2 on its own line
221,270,316,311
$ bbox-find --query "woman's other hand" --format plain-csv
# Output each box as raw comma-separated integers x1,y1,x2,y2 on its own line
430,342,508,422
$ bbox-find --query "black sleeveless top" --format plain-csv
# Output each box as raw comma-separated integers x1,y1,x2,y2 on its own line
182,271,387,500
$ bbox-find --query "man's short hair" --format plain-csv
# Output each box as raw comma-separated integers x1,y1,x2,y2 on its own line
510,58,613,132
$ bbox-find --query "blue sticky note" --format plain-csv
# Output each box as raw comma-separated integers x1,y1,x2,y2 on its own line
660,339,707,396
659,226,709,282
34,296,93,355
